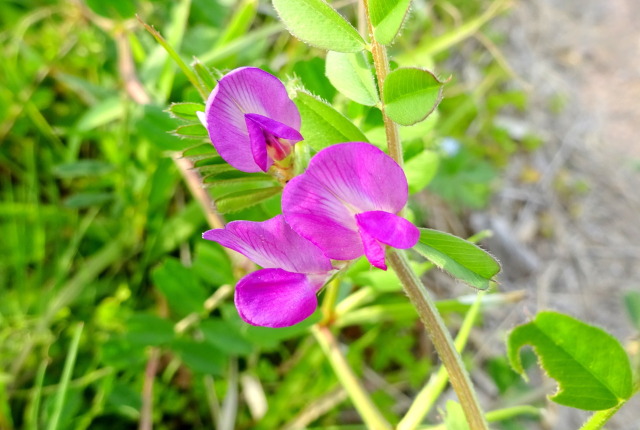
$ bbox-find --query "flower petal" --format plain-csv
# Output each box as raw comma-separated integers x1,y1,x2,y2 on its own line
204,67,301,173
283,142,408,260
235,268,319,327
246,113,304,172
356,210,419,249
245,113,304,142
358,227,387,270
246,115,270,172
202,215,332,274
283,172,363,260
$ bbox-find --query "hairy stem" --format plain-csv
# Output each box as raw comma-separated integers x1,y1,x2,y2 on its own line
362,0,487,426
312,326,392,430
579,402,626,430
362,0,403,168
398,293,484,430
387,250,488,429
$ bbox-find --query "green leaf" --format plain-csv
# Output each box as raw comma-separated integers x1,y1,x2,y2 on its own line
368,0,411,45
172,123,208,138
215,186,282,213
125,314,175,346
171,338,225,375
272,0,366,52
63,192,112,208
194,155,227,168
200,320,253,356
383,67,445,126
294,90,368,151
325,51,379,106
136,105,184,151
405,150,439,194
508,311,633,410
214,0,258,49
75,97,124,132
624,291,640,331
192,59,218,93
182,143,217,158
293,57,336,101
152,258,209,317
85,0,136,19
52,160,114,178
192,242,235,286
197,163,237,177
167,102,205,121
202,171,277,188
413,228,500,290
242,313,321,349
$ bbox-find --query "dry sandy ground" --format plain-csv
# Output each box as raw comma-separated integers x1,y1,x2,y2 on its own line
468,0,640,428
428,0,640,430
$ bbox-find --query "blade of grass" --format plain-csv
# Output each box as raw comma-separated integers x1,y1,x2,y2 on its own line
213,0,258,49
396,0,512,65
11,235,127,383
312,325,392,430
137,14,208,100
199,23,283,65
156,0,192,102
25,356,49,430
46,322,84,430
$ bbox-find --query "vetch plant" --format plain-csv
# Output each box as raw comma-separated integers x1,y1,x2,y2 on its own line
142,0,640,428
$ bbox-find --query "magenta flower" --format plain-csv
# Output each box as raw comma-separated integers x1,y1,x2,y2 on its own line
282,142,419,270
198,67,303,173
203,215,333,327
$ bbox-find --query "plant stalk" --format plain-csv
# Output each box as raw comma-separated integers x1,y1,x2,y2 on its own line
579,402,626,430
321,278,341,325
362,0,487,426
398,292,484,430
362,0,403,168
387,250,488,429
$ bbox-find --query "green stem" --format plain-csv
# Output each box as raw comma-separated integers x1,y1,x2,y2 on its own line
398,292,484,430
362,1,487,425
387,250,488,430
579,402,626,430
362,0,403,168
321,278,341,325
312,326,392,430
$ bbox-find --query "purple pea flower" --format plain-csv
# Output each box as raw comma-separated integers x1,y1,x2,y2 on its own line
282,142,419,270
197,67,303,173
203,215,333,328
